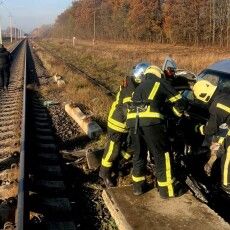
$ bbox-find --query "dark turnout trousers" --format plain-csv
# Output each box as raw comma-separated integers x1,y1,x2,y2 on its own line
131,124,176,198
101,130,131,170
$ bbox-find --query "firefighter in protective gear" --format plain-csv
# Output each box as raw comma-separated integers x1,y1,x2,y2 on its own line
127,65,188,197
99,63,150,187
193,80,230,194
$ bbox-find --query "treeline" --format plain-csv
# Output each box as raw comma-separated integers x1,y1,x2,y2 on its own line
47,0,230,47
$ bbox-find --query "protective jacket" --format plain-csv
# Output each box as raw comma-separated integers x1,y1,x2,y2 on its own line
199,92,230,136
107,77,136,133
101,77,137,169
0,48,11,68
127,74,186,128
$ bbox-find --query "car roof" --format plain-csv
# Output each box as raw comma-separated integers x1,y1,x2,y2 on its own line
206,59,230,74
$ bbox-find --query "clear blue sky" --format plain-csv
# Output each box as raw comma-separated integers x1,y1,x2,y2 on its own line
0,0,73,33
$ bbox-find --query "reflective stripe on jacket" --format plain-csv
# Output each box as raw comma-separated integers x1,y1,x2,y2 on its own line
127,74,186,128
107,77,136,132
203,92,230,136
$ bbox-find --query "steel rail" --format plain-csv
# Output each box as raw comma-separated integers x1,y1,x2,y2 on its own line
16,40,28,230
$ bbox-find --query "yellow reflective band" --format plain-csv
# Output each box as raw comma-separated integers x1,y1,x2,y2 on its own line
157,152,174,197
108,117,127,129
132,175,145,182
127,108,164,120
121,150,131,160
102,141,115,168
172,106,182,117
223,147,230,186
218,137,225,145
157,178,175,187
108,88,122,122
227,130,230,136
101,159,112,168
199,125,204,135
165,152,174,197
123,97,132,104
217,103,230,114
169,94,182,103
148,82,160,100
108,122,127,133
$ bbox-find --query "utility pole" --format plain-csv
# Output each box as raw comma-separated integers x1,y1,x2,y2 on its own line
93,0,96,45
93,11,96,45
14,27,17,40
9,14,12,43
0,17,2,45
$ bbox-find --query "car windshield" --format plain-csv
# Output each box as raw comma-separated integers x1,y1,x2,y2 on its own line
182,69,230,102
198,69,230,88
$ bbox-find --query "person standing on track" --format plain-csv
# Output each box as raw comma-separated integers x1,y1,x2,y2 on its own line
99,63,150,187
0,44,11,92
127,65,188,198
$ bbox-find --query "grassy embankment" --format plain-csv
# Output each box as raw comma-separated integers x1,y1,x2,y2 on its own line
33,38,230,147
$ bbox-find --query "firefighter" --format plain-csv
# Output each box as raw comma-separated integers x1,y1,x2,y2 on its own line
99,63,150,187
127,65,188,198
193,80,230,194
0,44,11,92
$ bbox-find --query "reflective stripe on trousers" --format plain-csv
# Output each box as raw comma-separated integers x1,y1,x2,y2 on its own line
223,146,230,186
102,141,115,168
157,152,175,197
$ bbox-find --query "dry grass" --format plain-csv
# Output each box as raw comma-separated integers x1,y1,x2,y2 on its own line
33,42,112,148
37,38,230,93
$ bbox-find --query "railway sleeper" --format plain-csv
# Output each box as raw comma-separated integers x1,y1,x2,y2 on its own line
34,121,51,129
30,179,66,196
35,135,55,143
29,195,72,220
34,164,63,180
35,127,53,135
36,155,60,165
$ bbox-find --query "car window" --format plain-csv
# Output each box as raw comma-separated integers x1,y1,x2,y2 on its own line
198,69,230,89
198,71,219,86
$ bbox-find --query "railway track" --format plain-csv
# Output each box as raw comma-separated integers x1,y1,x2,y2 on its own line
0,40,76,229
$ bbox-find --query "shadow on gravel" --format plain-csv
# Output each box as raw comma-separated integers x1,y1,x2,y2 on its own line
59,135,91,151
64,162,116,229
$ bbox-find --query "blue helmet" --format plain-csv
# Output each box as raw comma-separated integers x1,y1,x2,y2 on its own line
132,62,150,84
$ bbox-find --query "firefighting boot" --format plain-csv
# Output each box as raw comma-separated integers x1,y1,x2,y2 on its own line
133,181,147,196
99,167,114,187
159,180,188,199
221,185,230,195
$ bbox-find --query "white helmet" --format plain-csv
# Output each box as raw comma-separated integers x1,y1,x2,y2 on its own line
132,62,150,84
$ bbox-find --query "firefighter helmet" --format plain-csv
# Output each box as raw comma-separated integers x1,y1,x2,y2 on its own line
144,65,164,78
132,62,150,84
193,80,217,103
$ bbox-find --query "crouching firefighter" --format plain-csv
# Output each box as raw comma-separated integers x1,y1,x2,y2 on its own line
99,63,150,187
127,65,188,198
193,80,230,194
